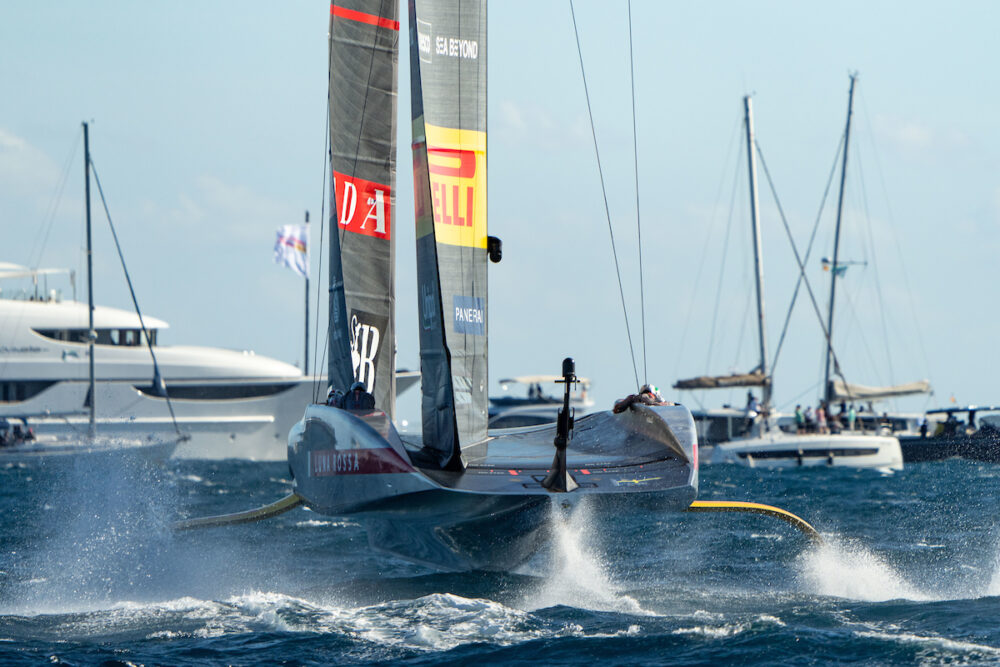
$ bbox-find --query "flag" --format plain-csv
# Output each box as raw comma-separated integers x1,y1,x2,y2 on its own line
821,257,848,277
274,224,309,277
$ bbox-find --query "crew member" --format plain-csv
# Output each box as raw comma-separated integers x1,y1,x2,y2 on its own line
343,381,376,411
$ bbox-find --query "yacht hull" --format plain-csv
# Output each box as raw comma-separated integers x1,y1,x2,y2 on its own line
711,431,903,471
1,378,314,460
287,403,698,571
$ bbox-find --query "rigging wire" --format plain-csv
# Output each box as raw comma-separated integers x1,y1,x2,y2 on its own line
30,133,79,271
854,145,898,394
859,91,933,383
768,134,844,370
754,142,852,391
671,116,742,384
569,0,640,390
89,158,184,438
627,0,647,386
704,134,744,378
312,82,333,404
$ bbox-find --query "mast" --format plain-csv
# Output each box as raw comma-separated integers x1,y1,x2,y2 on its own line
744,96,770,410
83,121,96,439
824,73,857,405
303,210,309,375
410,0,489,468
326,1,399,418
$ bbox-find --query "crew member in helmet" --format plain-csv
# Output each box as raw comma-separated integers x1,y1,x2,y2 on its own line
613,383,674,413
326,386,344,408
343,381,376,411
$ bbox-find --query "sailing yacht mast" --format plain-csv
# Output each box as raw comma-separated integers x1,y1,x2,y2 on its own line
83,121,96,439
823,73,857,405
743,96,771,410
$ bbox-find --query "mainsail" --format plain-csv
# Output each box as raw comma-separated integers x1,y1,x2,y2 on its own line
673,371,770,391
828,379,931,402
409,0,488,469
327,0,400,419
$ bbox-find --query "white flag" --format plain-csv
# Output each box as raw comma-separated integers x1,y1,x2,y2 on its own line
274,224,309,278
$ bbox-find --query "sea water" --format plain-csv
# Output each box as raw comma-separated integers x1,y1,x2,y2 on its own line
3,456,1000,665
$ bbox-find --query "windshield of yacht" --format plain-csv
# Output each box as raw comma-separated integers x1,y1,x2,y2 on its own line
33,328,156,346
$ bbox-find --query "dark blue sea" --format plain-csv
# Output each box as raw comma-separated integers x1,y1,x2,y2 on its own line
4,454,1000,665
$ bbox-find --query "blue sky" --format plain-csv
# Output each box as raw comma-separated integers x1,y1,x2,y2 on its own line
3,1,998,424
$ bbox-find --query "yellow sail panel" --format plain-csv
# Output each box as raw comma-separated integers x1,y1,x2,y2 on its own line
424,123,487,248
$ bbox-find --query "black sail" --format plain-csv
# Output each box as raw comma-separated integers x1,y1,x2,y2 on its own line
409,0,488,469
327,0,399,419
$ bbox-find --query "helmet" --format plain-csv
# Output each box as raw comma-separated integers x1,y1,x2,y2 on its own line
640,384,663,402
350,381,367,392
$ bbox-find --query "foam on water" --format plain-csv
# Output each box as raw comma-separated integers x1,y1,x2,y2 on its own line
14,590,624,652
520,499,650,615
798,537,932,601
6,453,178,614
854,629,1000,660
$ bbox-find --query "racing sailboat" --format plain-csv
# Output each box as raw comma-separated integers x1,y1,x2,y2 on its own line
284,0,698,571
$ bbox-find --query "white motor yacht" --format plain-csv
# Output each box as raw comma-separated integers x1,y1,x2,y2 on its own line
0,263,315,460
710,422,903,472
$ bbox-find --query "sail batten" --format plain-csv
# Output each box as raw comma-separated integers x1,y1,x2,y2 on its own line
410,0,488,468
327,0,400,419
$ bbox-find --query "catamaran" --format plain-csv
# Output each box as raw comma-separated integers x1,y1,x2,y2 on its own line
178,1,829,568
279,0,705,571
676,88,905,472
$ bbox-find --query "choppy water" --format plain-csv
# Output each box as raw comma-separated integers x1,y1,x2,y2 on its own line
4,455,1000,665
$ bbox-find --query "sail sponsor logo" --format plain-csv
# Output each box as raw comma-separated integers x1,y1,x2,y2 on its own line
350,309,386,392
420,125,487,248
334,171,391,240
416,19,433,63
435,35,478,59
453,295,485,335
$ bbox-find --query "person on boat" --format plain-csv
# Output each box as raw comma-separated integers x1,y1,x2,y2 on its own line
612,384,674,413
794,405,805,433
343,381,376,411
816,402,828,434
326,386,344,408
804,406,815,432
847,404,857,431
744,392,761,430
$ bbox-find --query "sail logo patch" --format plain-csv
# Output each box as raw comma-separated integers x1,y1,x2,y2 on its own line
334,171,391,240
350,309,387,392
420,125,487,248
453,295,485,335
416,19,433,63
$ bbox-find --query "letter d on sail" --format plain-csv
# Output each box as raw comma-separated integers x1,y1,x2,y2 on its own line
333,172,393,240
339,180,357,227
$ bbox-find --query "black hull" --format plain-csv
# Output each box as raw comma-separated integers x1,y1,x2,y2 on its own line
899,432,1000,463
287,403,698,571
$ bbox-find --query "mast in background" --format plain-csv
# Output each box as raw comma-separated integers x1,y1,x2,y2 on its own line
304,210,309,375
824,73,858,405
744,95,771,411
83,121,96,439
